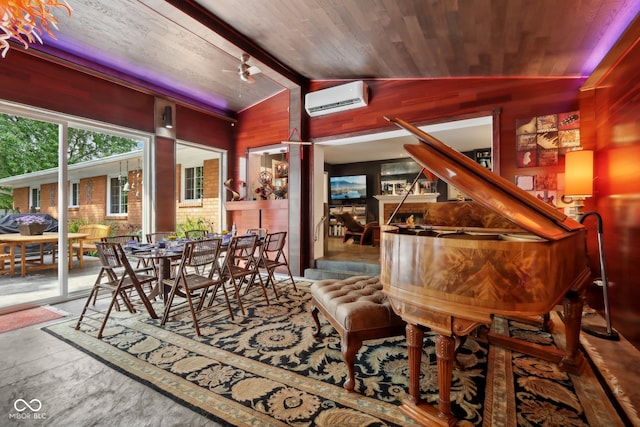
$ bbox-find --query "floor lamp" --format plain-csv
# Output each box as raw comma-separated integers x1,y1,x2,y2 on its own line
580,212,619,340
563,150,619,340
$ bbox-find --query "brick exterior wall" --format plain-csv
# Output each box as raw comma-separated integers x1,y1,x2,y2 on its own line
10,158,221,233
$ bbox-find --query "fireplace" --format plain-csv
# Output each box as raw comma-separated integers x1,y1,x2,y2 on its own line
374,194,440,224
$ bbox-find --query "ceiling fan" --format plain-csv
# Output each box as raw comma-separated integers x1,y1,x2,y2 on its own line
225,53,262,83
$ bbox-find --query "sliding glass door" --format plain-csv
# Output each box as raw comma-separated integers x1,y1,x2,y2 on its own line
0,102,151,312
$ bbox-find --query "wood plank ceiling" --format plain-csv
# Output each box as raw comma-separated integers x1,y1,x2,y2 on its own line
28,0,639,118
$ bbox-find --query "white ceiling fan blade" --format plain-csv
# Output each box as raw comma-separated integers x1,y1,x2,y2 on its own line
240,72,256,83
247,65,262,75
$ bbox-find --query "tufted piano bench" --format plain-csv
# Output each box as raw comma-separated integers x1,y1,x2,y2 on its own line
310,275,406,391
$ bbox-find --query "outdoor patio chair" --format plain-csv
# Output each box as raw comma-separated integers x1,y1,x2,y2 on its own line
160,238,226,336
75,242,158,339
0,243,11,275
256,231,297,299
53,224,111,265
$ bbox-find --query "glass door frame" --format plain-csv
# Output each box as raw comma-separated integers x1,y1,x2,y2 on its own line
0,100,153,313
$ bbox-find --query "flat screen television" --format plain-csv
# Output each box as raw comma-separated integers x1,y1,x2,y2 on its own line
330,175,367,200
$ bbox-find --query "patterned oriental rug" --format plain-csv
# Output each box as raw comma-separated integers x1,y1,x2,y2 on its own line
43,280,626,426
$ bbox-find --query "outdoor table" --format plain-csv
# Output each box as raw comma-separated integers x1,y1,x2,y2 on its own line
0,232,89,278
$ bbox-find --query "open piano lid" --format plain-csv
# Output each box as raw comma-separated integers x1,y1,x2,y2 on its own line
386,117,584,241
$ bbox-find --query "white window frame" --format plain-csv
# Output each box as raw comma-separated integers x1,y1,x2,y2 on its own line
30,186,41,210
69,180,80,207
182,164,203,202
107,175,128,216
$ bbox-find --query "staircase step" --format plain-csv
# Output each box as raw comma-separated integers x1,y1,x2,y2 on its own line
304,258,380,280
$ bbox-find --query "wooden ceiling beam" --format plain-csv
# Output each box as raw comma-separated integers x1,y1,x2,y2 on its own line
165,0,309,89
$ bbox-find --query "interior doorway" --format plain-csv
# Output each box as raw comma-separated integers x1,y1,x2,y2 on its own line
311,113,497,265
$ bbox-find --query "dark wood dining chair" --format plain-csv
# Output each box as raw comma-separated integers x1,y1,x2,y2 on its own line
256,231,297,299
161,238,226,336
146,231,175,243
220,234,270,316
145,231,179,277
75,242,158,339
185,229,208,240
101,234,140,244
102,234,155,274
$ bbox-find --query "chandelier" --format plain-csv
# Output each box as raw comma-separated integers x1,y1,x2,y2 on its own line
0,0,72,58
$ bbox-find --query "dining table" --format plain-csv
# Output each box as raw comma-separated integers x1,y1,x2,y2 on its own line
128,236,236,302
0,232,89,277
130,244,184,301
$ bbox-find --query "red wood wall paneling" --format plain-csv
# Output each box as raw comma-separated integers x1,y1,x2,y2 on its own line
309,78,585,185
176,105,234,150
0,50,154,131
578,32,640,347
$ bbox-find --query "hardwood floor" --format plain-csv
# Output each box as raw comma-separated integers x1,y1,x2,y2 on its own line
323,236,380,263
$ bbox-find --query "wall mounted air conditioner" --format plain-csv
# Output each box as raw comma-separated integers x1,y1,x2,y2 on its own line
305,81,369,117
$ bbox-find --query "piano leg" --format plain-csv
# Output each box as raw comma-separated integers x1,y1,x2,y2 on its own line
434,334,455,419
405,323,423,404
401,323,457,427
560,290,586,374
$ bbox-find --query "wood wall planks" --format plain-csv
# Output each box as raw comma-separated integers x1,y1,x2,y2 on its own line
579,30,640,347
0,50,154,131
309,78,585,184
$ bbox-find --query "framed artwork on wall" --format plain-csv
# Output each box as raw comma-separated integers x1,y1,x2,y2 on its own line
515,175,535,191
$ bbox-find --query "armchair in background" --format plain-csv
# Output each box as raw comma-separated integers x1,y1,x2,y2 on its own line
333,212,378,245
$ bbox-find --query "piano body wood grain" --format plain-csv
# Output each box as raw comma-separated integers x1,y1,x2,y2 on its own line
380,117,591,426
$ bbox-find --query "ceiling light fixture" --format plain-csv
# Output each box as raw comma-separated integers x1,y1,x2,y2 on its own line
0,0,72,58
281,128,311,145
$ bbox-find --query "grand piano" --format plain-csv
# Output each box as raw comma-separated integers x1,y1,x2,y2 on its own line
380,117,591,426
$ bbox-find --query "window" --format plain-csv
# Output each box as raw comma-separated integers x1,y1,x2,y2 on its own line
108,176,128,215
184,166,203,201
69,181,80,207
30,187,40,210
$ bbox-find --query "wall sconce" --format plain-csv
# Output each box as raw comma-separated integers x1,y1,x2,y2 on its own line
162,105,173,129
562,149,593,221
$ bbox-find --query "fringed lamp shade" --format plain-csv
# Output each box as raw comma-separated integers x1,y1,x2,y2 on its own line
0,0,72,57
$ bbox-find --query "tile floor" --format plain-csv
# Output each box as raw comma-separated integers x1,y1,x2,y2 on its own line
0,297,219,426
